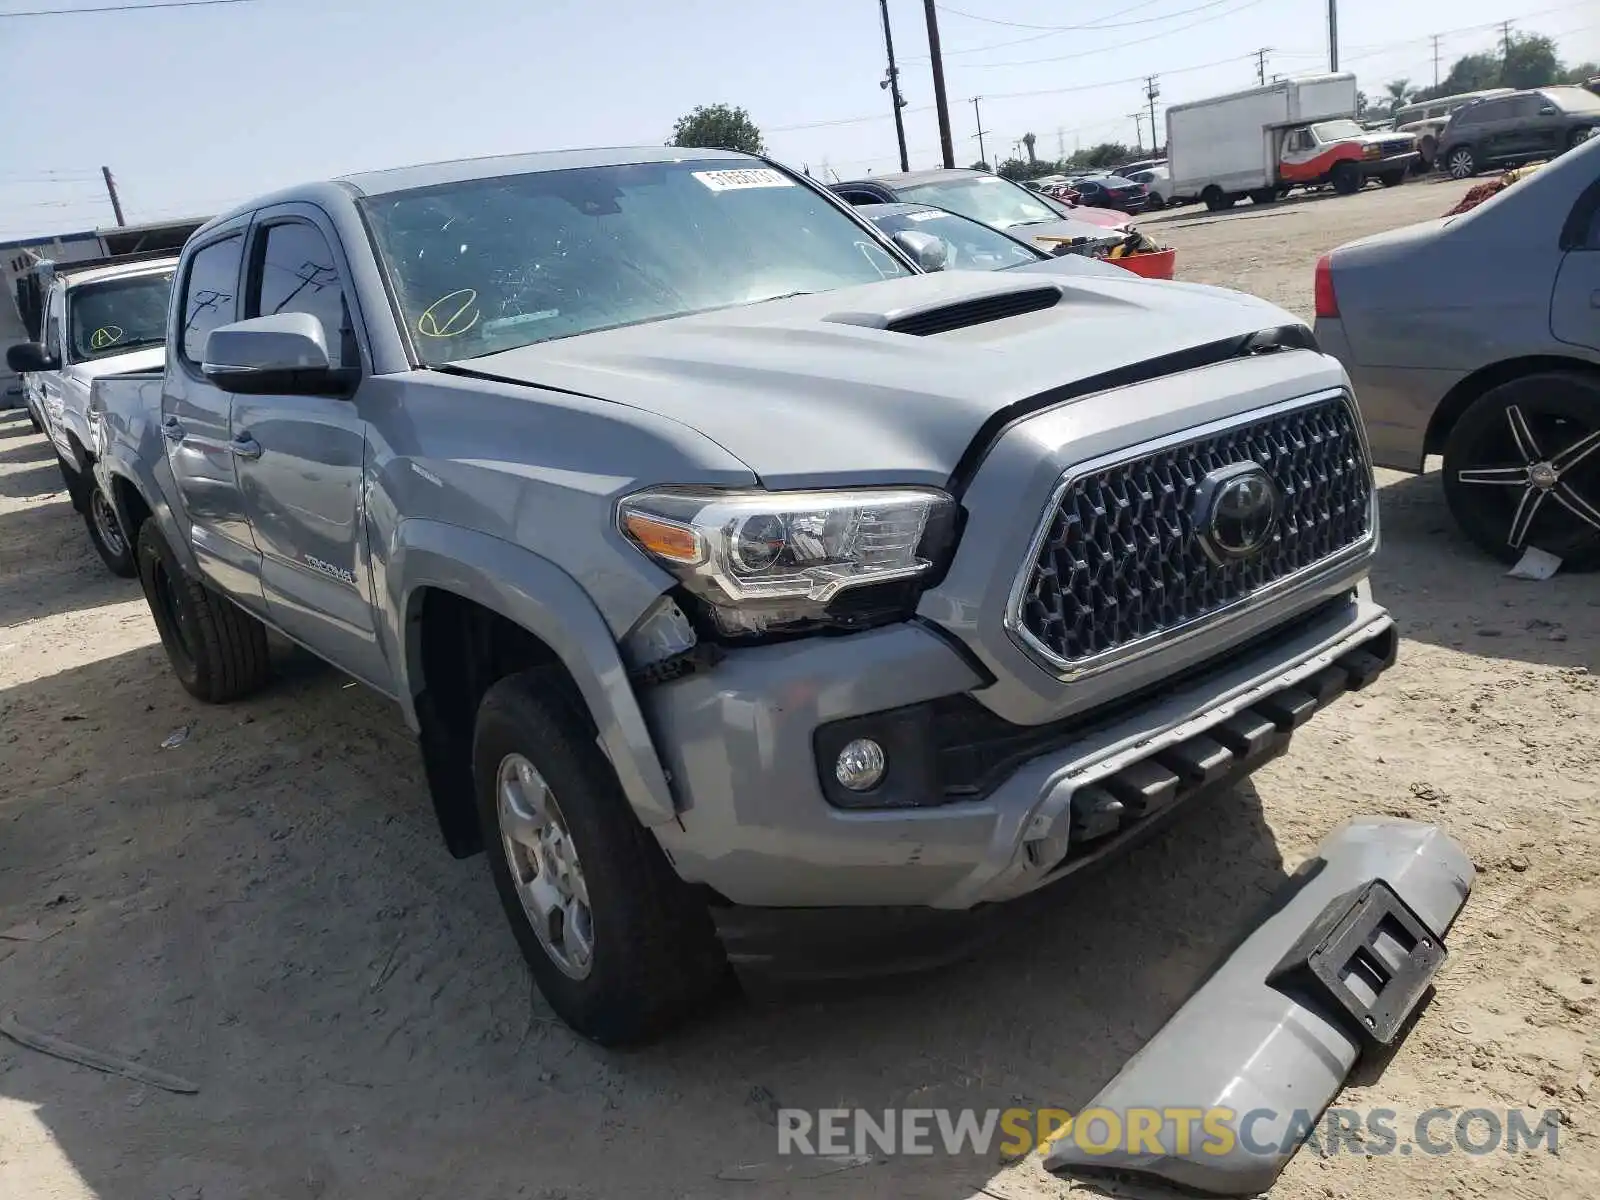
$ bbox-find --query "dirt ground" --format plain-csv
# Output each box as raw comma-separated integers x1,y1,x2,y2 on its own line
1,174,1596,1200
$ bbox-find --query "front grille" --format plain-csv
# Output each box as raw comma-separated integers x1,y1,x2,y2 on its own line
885,287,1059,336
1012,393,1372,673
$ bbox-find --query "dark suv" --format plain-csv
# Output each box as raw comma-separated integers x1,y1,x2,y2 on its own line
1437,85,1600,178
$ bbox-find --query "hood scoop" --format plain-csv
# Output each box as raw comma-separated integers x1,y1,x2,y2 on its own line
881,286,1062,337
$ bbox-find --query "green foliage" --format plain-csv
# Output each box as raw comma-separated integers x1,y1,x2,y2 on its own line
1502,33,1561,90
668,104,766,155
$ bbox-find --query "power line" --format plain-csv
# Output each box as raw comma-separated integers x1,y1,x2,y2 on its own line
939,0,1243,36
952,0,1273,70
936,0,1178,33
0,0,252,17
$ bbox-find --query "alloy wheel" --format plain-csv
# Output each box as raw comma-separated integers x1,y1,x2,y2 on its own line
496,752,595,980
1454,403,1600,553
1447,148,1475,179
90,489,126,558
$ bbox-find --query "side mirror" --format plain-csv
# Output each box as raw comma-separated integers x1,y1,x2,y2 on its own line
892,229,950,272
202,312,346,395
6,341,59,374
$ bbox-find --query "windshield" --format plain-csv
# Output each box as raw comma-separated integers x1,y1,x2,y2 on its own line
66,271,174,361
360,160,910,364
895,174,1061,230
865,207,1042,271
1311,120,1366,142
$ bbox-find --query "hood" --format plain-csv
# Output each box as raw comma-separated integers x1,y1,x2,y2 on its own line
1053,204,1131,229
451,272,1302,489
66,345,166,380
1352,131,1418,153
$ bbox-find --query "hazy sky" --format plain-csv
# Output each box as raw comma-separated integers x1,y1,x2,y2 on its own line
1,0,1595,240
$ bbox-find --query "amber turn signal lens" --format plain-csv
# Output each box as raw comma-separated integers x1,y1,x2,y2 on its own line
623,512,705,564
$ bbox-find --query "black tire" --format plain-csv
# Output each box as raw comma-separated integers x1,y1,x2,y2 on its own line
473,672,727,1045
1330,161,1362,195
26,408,41,434
1445,144,1476,180
135,520,272,701
1144,193,1166,210
57,454,88,512
1201,185,1233,212
84,483,135,577
1380,169,1407,188
1441,373,1600,571
1568,127,1594,152
1248,187,1278,205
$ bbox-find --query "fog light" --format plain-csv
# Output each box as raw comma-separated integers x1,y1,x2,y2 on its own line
835,738,886,791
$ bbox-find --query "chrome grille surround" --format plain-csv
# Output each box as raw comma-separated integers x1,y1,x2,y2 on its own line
1005,390,1376,681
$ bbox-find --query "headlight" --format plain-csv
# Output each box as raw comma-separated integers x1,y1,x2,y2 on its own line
619,486,957,637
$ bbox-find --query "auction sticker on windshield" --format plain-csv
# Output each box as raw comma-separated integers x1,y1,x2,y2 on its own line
692,168,795,191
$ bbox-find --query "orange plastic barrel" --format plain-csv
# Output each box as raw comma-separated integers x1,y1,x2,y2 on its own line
1110,248,1177,280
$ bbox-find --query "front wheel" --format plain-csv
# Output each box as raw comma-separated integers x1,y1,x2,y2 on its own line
1380,169,1407,188
1445,145,1477,179
1330,161,1362,195
1568,127,1594,152
84,483,135,577
1441,374,1600,571
136,520,272,701
474,672,728,1045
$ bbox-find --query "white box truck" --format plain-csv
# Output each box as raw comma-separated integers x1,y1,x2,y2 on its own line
1167,73,1418,211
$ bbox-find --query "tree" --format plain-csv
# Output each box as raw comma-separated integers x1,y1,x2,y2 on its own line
1355,90,1370,117
1502,32,1562,90
1080,141,1131,170
1023,132,1038,164
1567,61,1599,84
1412,52,1500,102
669,104,765,154
969,160,991,172
1384,78,1412,112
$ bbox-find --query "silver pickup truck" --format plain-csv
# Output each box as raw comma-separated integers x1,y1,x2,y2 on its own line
91,147,1395,1044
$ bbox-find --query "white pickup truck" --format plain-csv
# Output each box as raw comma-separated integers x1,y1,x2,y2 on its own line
5,253,177,575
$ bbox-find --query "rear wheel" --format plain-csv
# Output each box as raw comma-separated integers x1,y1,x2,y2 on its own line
84,483,135,577
1380,169,1407,188
136,520,272,701
1445,145,1477,179
1330,161,1362,195
1441,374,1600,571
1144,192,1166,209
473,672,728,1045
1201,185,1233,212
1568,127,1594,152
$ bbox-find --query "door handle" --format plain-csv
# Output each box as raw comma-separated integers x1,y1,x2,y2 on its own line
230,432,263,460
161,416,186,442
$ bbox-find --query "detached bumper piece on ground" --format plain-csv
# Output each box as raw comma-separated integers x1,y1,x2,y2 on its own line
1044,817,1474,1197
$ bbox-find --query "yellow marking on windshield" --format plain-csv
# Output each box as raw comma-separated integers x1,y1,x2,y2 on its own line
89,326,125,350
416,289,479,338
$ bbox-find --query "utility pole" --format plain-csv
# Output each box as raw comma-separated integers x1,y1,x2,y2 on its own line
971,96,989,169
1145,76,1160,156
1431,34,1441,88
100,166,125,227
923,0,955,168
1500,20,1513,77
1255,47,1270,85
1129,112,1145,154
878,0,910,173
1327,0,1338,71
1056,127,1065,159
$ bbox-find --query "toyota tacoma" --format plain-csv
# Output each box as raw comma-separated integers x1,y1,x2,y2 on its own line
91,147,1394,1043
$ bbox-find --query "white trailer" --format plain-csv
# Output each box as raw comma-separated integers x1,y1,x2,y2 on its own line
1166,73,1417,211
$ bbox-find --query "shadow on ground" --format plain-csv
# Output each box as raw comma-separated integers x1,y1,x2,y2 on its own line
1372,468,1598,671
0,629,1289,1199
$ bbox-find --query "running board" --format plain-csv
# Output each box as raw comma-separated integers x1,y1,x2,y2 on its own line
1044,817,1474,1196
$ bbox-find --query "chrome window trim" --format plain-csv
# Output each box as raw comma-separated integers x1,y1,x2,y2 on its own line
1004,388,1377,683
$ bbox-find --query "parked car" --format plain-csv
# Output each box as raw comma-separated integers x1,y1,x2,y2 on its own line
1115,157,1167,176
830,169,1131,242
858,201,1172,279
1062,174,1150,213
5,252,178,576
1391,88,1514,172
1124,164,1184,208
1313,136,1599,568
95,146,1392,1044
1436,86,1600,179
1168,73,1418,209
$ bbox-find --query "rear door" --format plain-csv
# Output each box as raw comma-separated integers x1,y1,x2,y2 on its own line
1552,176,1600,352
229,205,389,688
1476,99,1520,163
163,217,264,604
37,288,71,460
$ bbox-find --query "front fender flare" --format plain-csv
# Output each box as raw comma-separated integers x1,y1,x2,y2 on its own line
390,520,677,827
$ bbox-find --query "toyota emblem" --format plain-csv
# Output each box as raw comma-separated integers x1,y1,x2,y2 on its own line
1193,463,1281,561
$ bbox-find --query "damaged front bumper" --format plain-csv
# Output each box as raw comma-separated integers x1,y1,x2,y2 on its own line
1045,817,1474,1196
